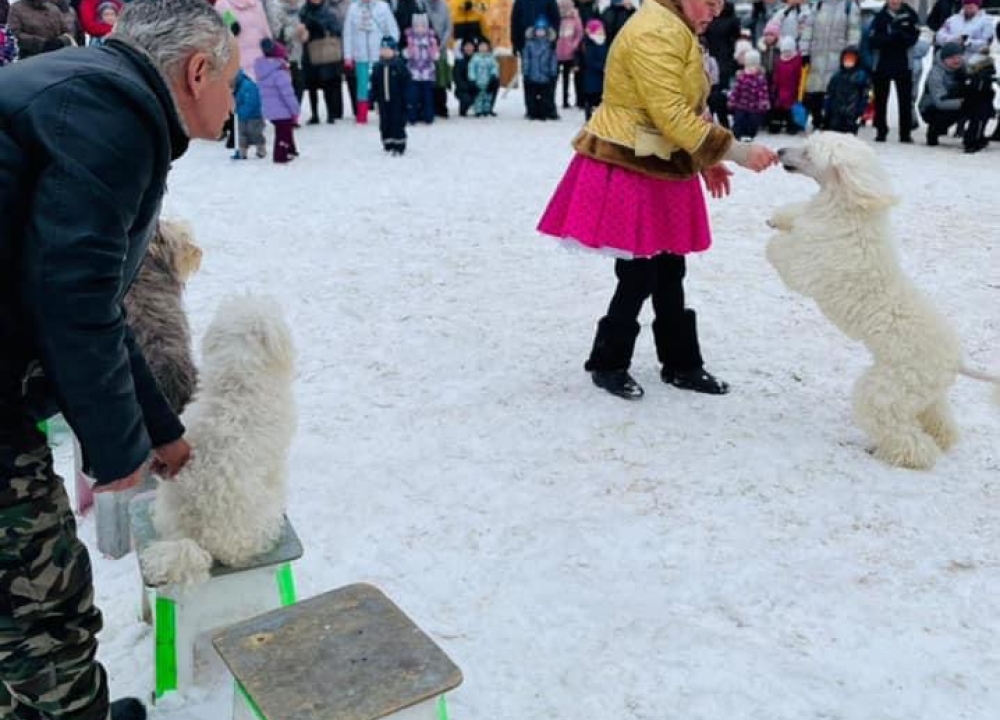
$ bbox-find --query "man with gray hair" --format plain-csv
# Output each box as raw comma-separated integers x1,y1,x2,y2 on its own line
0,1,238,718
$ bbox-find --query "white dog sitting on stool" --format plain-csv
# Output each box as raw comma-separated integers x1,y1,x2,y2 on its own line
142,294,296,584
766,132,997,470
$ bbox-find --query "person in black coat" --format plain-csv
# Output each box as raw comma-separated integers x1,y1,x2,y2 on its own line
580,17,607,119
371,35,411,153
0,4,233,718
704,0,741,93
869,0,919,142
390,0,423,48
300,0,344,123
926,0,962,33
572,0,599,106
599,0,635,46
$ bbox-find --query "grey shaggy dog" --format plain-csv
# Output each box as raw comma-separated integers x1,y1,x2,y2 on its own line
124,219,202,414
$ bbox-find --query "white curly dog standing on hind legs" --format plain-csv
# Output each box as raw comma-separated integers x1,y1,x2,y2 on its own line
765,132,999,470
141,293,296,584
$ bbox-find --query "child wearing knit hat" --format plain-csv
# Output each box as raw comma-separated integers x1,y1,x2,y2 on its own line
728,49,770,140
580,18,608,120
255,39,300,163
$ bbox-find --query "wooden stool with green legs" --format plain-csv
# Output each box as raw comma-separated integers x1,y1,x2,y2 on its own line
128,494,303,702
212,583,463,720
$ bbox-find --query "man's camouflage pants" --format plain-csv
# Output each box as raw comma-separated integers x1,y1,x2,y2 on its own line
1,414,110,719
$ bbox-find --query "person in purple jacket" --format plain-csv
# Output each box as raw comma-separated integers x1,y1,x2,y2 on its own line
255,39,301,163
727,49,771,140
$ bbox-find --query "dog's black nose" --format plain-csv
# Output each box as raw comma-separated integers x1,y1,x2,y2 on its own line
777,148,788,159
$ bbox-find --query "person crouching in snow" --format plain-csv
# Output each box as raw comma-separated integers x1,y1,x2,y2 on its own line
727,49,770,140
522,16,559,120
453,37,478,116
256,39,301,162
823,46,870,135
232,68,267,159
468,38,499,117
371,35,410,155
403,13,439,124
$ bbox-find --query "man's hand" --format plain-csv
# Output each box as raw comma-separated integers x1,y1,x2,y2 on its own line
152,438,192,478
94,465,145,494
701,163,733,199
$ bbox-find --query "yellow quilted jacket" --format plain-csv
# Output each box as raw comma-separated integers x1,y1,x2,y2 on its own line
573,0,733,179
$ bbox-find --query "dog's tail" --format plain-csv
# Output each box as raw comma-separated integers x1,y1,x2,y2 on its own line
958,364,1000,407
958,365,1000,385
140,538,213,586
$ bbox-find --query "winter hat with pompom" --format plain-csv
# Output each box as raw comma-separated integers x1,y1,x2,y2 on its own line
779,36,797,54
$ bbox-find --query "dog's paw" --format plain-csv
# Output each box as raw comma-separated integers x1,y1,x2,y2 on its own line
141,539,213,586
871,432,940,471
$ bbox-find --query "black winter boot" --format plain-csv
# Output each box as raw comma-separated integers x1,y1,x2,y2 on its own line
111,698,147,720
655,309,728,394
584,318,644,400
591,370,644,400
652,309,704,373
661,367,730,395
584,318,641,373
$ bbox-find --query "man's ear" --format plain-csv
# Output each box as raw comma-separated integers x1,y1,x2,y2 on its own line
186,52,211,100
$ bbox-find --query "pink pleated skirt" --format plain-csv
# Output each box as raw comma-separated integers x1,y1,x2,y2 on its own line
537,154,713,258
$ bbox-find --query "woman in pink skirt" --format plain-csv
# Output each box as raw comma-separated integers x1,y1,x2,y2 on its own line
537,0,777,400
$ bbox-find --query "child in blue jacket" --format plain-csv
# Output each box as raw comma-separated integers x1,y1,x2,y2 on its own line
232,68,267,159
522,17,559,120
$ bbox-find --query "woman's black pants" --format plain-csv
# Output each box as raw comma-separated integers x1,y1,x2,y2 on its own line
585,254,704,373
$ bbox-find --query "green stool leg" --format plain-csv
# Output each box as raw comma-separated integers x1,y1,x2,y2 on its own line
237,682,268,720
155,595,178,698
232,564,297,717
438,694,450,720
276,563,297,606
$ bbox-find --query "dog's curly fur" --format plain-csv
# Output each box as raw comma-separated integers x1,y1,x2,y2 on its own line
141,294,296,585
766,133,996,470
124,219,202,414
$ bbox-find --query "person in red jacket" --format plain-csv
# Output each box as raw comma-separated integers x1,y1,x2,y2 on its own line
78,0,121,40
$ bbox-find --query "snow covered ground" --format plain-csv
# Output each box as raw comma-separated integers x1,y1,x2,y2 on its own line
55,90,999,720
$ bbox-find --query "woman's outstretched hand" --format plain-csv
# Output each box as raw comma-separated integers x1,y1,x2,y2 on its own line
701,164,733,198
724,142,780,172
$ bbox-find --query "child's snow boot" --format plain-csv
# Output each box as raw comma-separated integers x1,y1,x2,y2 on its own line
357,101,369,124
